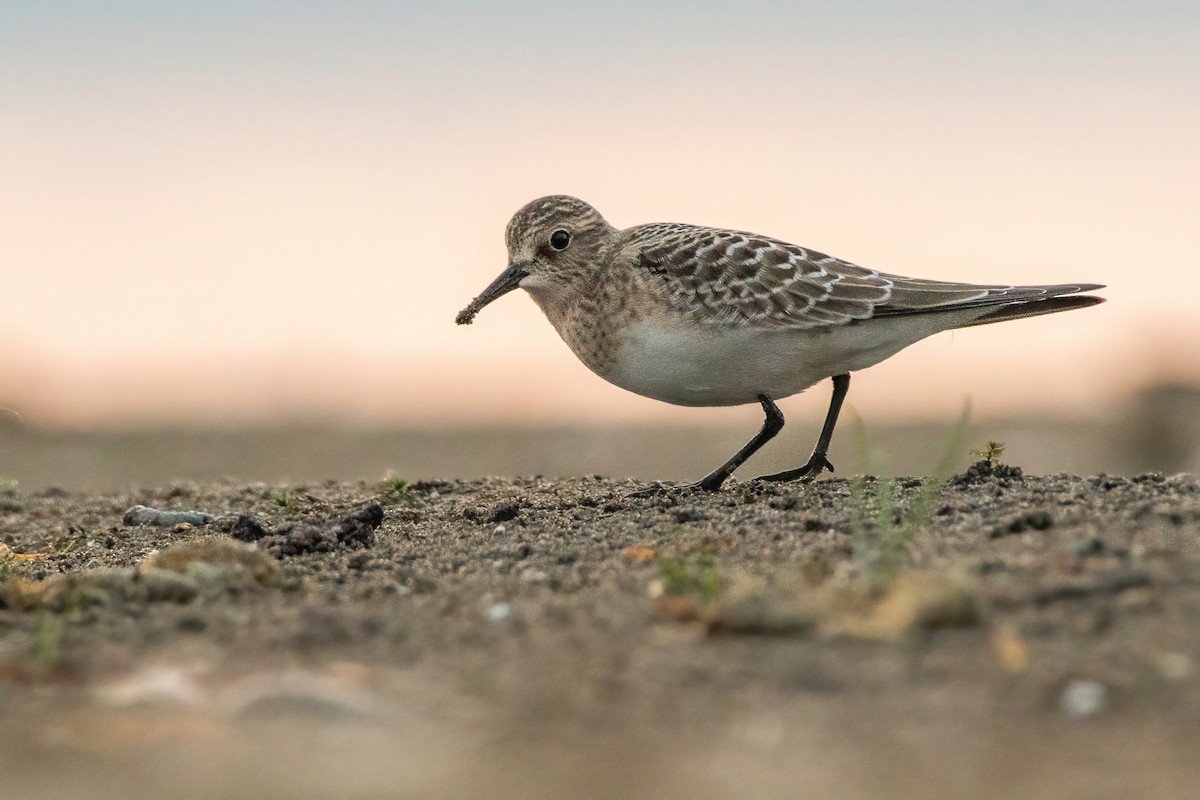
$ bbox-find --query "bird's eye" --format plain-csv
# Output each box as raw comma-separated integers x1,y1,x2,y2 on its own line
549,230,571,251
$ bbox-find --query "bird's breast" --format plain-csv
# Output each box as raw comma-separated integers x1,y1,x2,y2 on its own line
604,318,834,407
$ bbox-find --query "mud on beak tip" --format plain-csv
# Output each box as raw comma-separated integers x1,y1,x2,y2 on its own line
454,263,528,326
455,305,478,325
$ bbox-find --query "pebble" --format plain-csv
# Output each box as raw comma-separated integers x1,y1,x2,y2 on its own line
487,602,512,621
1060,679,1109,718
123,505,215,527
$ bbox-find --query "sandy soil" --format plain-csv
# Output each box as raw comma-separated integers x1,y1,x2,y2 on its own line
2,464,1200,798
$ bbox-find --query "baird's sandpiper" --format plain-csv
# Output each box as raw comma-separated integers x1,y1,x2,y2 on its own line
456,196,1104,491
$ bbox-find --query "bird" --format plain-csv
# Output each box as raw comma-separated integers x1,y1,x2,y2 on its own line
456,195,1104,491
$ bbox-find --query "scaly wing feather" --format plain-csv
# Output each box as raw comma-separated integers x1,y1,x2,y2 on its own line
624,223,1101,329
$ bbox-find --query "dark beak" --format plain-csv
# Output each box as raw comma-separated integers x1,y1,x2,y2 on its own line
455,263,529,325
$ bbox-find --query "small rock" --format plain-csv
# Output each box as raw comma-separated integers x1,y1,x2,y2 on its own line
487,602,512,621
1060,679,1109,718
123,505,215,528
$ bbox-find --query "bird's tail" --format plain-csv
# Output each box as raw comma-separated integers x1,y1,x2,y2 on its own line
874,281,1105,329
953,292,1105,328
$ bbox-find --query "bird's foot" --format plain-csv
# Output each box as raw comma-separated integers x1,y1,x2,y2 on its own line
754,454,835,484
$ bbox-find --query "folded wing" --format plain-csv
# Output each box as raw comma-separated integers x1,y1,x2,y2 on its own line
627,223,1103,329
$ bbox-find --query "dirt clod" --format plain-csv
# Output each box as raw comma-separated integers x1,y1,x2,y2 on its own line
952,458,1025,486
228,514,269,542
261,503,384,555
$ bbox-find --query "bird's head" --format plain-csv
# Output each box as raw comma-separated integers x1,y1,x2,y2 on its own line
456,195,613,325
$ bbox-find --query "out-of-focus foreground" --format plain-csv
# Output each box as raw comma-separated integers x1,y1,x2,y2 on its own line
2,465,1200,798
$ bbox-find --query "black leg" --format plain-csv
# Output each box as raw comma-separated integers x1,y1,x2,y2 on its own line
756,373,850,483
692,394,785,492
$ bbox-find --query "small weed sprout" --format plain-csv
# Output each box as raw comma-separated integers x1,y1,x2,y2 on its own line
850,405,971,589
273,490,291,509
973,440,1007,465
658,554,722,603
383,476,415,505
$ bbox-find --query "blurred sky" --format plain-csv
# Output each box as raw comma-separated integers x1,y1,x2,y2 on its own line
2,1,1198,428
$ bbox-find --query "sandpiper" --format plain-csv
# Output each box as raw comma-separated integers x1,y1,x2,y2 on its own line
456,196,1104,491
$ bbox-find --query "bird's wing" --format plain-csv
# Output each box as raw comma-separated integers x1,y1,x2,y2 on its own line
626,223,1098,330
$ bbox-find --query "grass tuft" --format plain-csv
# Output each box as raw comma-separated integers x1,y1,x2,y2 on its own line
850,404,971,590
382,476,416,505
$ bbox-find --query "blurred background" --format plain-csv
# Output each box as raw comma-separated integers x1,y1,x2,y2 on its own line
2,0,1198,489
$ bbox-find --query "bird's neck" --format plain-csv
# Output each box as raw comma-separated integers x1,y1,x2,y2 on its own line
524,266,597,329
525,261,637,379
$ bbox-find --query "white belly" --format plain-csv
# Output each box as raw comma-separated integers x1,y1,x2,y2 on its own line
606,314,967,407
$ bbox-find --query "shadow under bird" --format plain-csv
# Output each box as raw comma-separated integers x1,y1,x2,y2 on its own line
456,196,1105,491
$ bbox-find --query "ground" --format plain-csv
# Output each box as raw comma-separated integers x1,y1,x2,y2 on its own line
2,464,1200,798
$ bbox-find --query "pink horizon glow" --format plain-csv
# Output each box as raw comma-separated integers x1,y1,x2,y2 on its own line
2,4,1197,428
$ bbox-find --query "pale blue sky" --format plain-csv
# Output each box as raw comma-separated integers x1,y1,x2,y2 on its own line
3,2,1197,95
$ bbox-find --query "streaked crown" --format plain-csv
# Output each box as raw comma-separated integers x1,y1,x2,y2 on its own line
504,195,613,273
